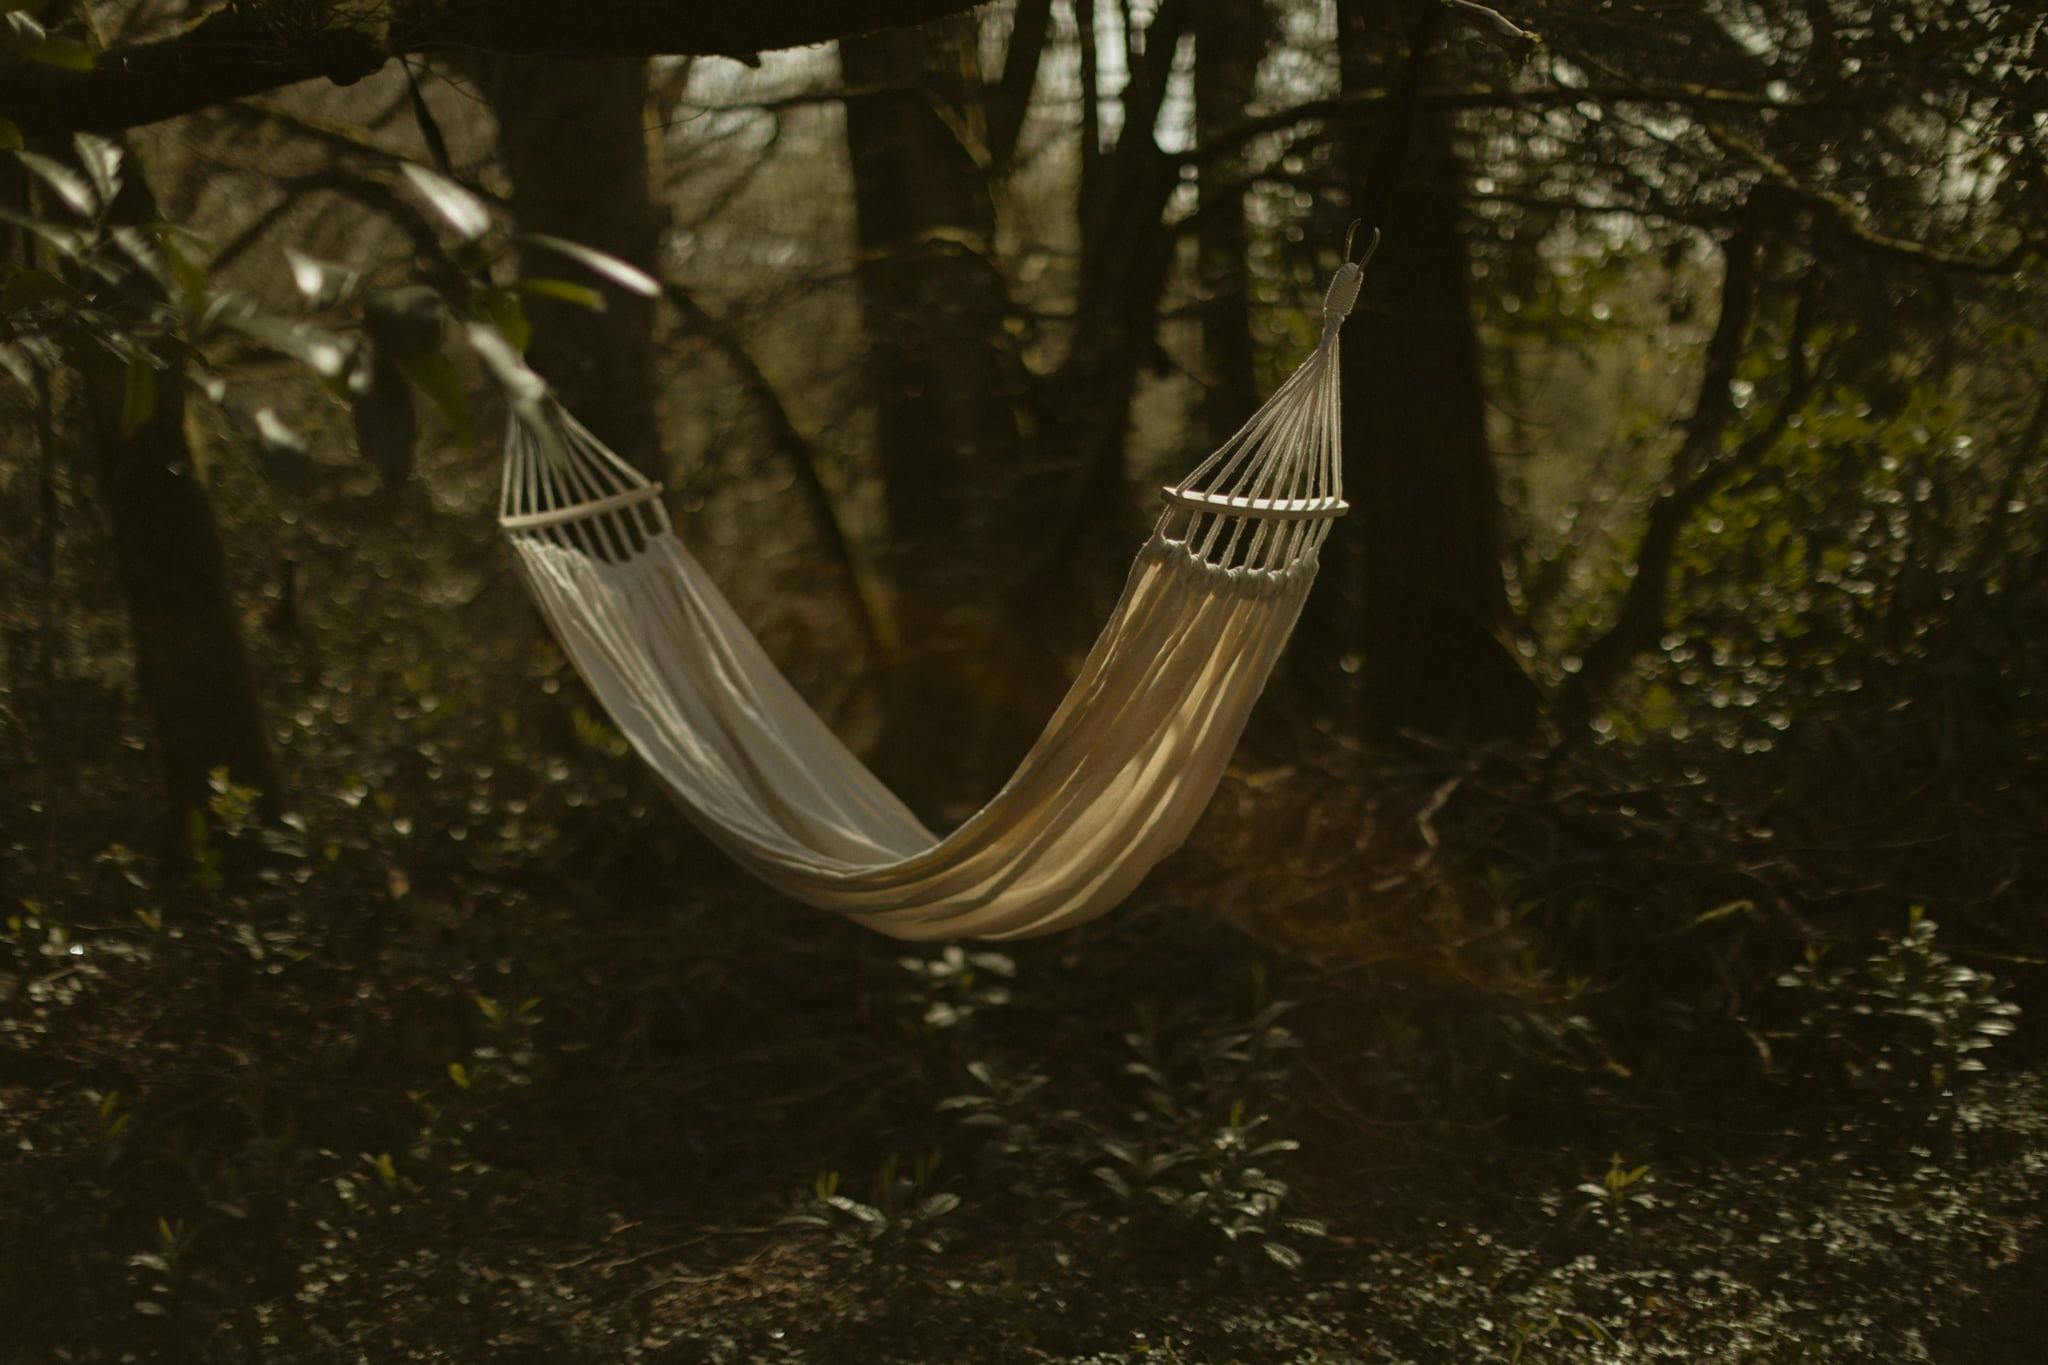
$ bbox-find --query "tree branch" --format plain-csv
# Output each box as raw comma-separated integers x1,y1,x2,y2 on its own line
1706,122,2045,275
1558,215,1780,725
661,281,897,664
987,0,1053,171
3,0,993,134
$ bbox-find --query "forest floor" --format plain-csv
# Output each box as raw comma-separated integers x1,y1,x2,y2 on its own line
5,801,2046,1364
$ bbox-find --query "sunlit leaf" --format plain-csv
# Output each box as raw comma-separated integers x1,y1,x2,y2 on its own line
223,313,350,379
518,233,659,297
2,10,45,44
398,162,490,242
465,319,543,405
283,247,358,306
71,132,120,206
15,149,95,217
108,225,168,288
516,276,606,312
250,407,312,493
0,203,85,258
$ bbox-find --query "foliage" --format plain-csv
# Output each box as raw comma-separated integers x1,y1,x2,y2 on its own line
926,979,1328,1279
1,139,655,485
1777,909,2022,1117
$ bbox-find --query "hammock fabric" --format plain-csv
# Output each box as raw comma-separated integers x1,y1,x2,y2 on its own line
500,262,1362,940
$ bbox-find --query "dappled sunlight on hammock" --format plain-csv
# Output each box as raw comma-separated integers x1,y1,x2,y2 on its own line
499,257,1368,940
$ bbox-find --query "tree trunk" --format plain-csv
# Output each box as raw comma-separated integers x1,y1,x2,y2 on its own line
1034,0,1191,597
1298,0,1539,741
839,18,1056,815
84,363,280,822
1193,0,1266,447
65,147,281,821
478,57,665,477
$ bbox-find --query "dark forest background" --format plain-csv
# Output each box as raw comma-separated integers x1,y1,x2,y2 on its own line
2,1,2045,1360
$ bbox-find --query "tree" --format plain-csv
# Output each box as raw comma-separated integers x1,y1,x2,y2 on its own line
477,57,666,476
6,138,281,821
0,0,1013,828
1296,0,1539,741
1193,0,1269,447
839,14,1059,809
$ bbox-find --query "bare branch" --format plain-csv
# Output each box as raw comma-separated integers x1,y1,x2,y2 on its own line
1558,216,1791,725
1442,0,1540,53
987,0,1053,171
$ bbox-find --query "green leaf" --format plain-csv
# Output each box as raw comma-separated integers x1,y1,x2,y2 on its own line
24,34,91,69
119,358,156,438
0,119,21,151
518,233,659,296
478,289,531,353
160,238,208,315
398,162,490,242
1688,898,1755,929
516,276,607,312
396,348,472,447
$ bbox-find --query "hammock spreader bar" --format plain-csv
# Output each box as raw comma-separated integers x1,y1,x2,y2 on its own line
500,254,1365,940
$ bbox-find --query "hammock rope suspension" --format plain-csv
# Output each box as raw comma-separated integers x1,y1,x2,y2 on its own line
500,256,1364,940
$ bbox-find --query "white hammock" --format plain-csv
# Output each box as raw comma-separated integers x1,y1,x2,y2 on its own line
500,261,1363,940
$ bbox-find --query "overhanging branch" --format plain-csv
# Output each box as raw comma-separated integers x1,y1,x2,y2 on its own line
3,0,993,134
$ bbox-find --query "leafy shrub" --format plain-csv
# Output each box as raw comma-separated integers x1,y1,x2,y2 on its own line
1776,909,2020,1116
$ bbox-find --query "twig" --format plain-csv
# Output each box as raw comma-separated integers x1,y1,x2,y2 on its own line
1442,0,1541,52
